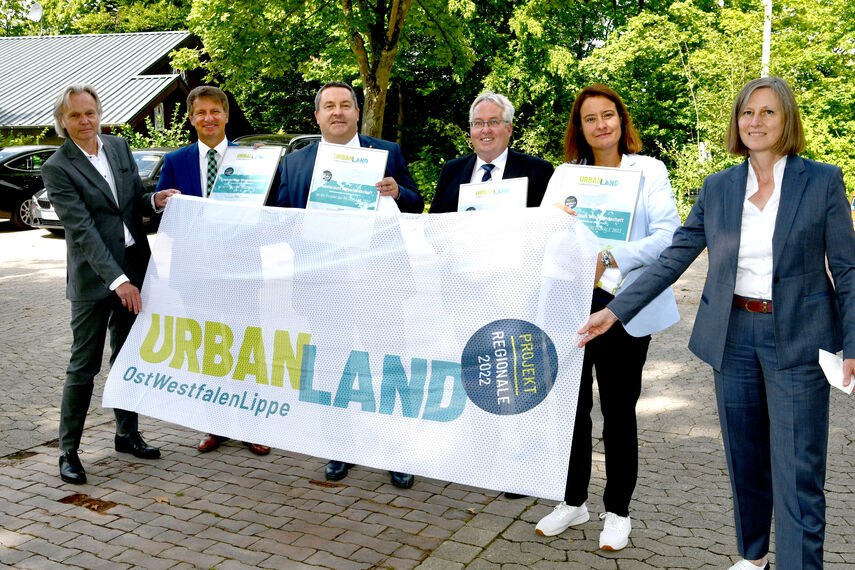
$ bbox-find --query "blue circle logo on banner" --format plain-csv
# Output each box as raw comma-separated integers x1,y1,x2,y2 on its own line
461,319,558,415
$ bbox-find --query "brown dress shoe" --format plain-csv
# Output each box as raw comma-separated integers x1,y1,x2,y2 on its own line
243,442,270,455
197,434,224,452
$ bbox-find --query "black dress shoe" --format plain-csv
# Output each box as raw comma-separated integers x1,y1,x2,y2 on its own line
325,461,353,481
389,471,414,489
115,432,161,459
59,450,86,484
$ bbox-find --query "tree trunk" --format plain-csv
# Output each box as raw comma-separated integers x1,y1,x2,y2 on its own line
341,0,413,139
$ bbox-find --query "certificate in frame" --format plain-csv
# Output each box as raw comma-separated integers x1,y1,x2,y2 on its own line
208,146,283,205
306,142,388,212
457,177,529,212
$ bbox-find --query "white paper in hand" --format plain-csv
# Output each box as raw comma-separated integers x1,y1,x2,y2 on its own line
818,349,855,394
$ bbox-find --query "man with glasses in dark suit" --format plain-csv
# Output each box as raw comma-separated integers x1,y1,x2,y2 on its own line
430,91,553,214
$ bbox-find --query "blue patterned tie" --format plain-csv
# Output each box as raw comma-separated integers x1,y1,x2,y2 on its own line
481,163,495,182
206,148,218,196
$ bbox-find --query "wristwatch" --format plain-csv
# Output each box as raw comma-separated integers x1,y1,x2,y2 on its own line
600,250,613,268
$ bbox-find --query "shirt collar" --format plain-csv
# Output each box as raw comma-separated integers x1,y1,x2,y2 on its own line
321,132,361,148
198,137,229,158
474,147,509,171
746,155,788,198
74,136,103,158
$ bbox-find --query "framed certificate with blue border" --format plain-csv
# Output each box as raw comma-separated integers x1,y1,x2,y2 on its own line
208,147,282,205
457,177,528,212
540,164,642,247
306,142,388,211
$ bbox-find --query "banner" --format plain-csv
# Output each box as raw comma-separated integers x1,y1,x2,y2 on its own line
103,196,598,499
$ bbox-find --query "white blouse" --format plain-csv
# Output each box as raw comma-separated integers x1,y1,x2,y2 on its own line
734,156,787,300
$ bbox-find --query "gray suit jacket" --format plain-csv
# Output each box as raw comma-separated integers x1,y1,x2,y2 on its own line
42,135,155,301
608,155,855,370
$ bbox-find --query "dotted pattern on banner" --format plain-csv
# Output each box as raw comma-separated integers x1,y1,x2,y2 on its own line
133,197,598,497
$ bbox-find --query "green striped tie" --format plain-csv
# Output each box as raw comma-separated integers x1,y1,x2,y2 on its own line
206,148,218,196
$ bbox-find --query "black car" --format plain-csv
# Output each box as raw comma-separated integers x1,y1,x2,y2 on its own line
29,147,176,234
233,133,320,155
0,145,59,229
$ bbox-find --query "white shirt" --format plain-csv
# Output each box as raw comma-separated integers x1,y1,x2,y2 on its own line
198,138,230,197
734,156,787,300
321,133,361,148
75,137,137,291
470,147,509,184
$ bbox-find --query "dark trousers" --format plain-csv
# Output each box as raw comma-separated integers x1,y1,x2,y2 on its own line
564,294,651,517
59,246,148,451
715,307,829,568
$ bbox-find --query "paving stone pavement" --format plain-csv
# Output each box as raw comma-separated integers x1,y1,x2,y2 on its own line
1,221,853,569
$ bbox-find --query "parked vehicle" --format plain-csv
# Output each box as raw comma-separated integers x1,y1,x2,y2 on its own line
0,145,59,229
233,133,320,155
29,147,176,235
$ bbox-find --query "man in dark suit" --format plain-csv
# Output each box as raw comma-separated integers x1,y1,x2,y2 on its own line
430,91,552,500
270,81,423,213
271,81,421,489
429,91,553,213
41,85,178,484
156,86,271,456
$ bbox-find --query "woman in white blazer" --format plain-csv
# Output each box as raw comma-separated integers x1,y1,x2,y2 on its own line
535,84,680,551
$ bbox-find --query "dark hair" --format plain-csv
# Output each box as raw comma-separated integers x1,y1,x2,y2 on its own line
314,82,359,111
563,84,641,164
725,76,805,156
187,86,229,116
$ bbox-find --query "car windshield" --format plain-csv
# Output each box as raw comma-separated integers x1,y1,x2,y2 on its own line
0,150,17,161
133,152,161,177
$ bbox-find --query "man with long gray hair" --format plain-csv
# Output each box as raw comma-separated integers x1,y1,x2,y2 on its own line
41,84,178,484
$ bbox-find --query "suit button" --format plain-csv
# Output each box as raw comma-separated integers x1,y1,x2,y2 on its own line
773,276,779,283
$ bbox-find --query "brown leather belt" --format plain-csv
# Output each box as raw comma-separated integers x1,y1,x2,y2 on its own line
733,295,773,313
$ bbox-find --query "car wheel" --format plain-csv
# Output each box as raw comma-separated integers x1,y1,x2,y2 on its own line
11,198,35,230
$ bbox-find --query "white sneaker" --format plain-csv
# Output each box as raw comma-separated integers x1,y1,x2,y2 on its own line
728,560,769,570
599,512,631,551
535,502,589,536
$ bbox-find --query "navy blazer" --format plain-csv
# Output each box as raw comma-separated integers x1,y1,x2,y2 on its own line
429,149,554,213
608,155,855,370
271,135,423,213
42,136,155,301
156,141,240,197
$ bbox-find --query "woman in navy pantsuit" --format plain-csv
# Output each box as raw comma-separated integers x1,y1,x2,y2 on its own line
579,77,855,569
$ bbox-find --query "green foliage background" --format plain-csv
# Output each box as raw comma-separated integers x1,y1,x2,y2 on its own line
4,0,853,212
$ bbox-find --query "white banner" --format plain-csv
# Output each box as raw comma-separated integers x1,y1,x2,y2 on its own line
104,196,598,499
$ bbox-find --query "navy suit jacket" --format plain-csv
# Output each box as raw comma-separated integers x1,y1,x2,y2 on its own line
608,156,855,370
42,136,155,301
429,148,554,213
156,140,239,197
271,135,423,213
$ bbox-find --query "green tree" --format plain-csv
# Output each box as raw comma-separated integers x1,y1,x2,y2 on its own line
31,0,189,34
173,0,475,139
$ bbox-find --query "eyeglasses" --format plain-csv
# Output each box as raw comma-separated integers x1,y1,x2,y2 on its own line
469,120,508,129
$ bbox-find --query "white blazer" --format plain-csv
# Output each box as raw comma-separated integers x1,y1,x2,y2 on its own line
548,154,681,337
